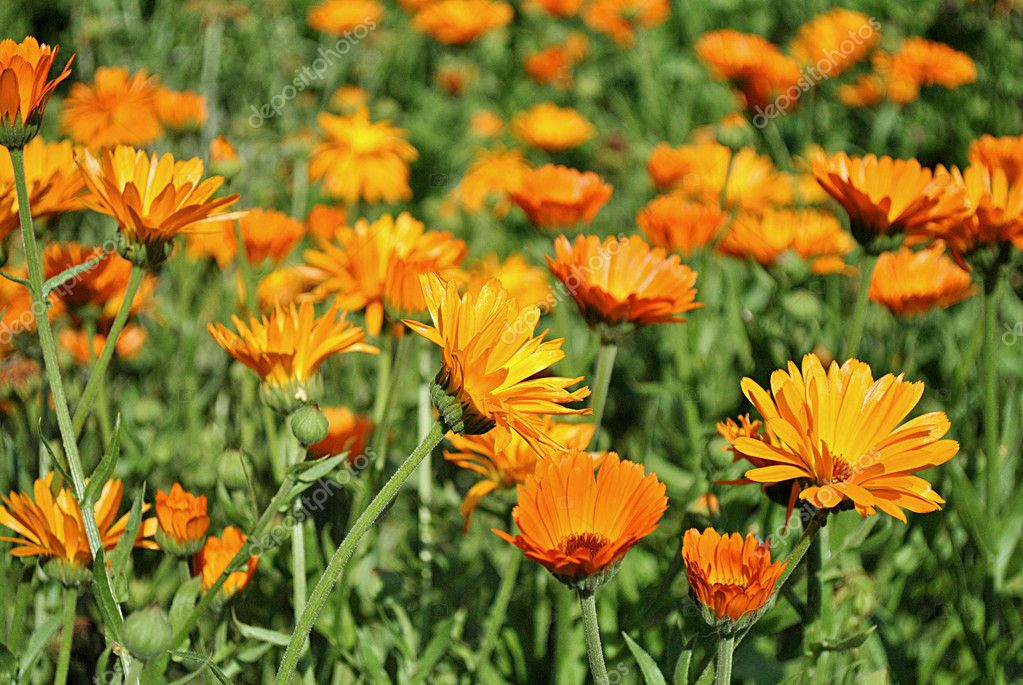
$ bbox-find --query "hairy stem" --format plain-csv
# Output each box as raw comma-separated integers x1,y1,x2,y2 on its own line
54,587,77,685
578,590,610,685
587,341,618,450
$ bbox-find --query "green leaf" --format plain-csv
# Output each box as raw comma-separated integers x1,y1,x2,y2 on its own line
232,611,292,647
168,577,200,635
622,631,667,685
807,625,877,655
109,483,146,581
291,452,349,483
84,415,122,506
949,462,994,559
91,549,125,645
0,643,16,682
357,631,390,684
42,253,105,298
673,649,692,685
408,612,463,684
170,651,231,685
35,419,72,486
17,612,61,677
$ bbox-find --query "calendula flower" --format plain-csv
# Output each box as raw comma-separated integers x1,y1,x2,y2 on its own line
512,103,594,151
732,353,959,522
789,9,877,78
59,325,147,366
0,473,157,585
0,137,84,241
435,63,477,96
467,253,552,309
154,87,207,132
494,451,666,588
547,234,700,333
234,208,305,265
77,145,241,268
310,109,418,204
208,300,378,411
185,221,236,267
303,212,466,336
0,269,37,351
637,195,726,256
0,37,73,147
308,0,384,35
60,67,162,148
869,245,975,315
155,483,210,556
256,265,322,310
469,110,504,137
194,526,258,597
306,203,347,241
890,37,976,91
524,46,573,86
682,528,786,623
695,30,800,112
509,164,612,228
525,0,582,17
405,274,590,445
968,134,1023,186
450,148,530,217
584,0,670,46
813,152,969,245
413,0,514,45
717,209,854,275
308,406,374,459
447,421,595,529
43,242,146,314
330,85,368,113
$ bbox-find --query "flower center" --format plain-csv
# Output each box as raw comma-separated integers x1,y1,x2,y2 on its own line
560,532,609,557
829,457,854,484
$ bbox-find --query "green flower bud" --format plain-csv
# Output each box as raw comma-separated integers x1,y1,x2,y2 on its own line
289,405,329,446
43,558,91,587
121,605,173,660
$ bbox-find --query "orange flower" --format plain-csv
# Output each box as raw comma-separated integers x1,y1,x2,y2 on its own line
637,195,726,256
303,212,467,336
467,252,552,309
509,164,612,228
869,245,975,315
733,353,959,522
446,421,594,530
512,103,594,151
789,9,878,78
682,528,786,622
155,483,210,556
77,145,241,267
547,234,700,331
330,85,368,113
405,274,590,446
0,37,73,147
185,221,237,267
154,87,207,132
194,526,258,596
524,46,573,86
493,451,667,586
450,148,530,217
306,203,347,241
890,38,976,91
435,63,476,96
60,67,162,148
469,110,503,137
584,0,669,46
308,0,384,35
717,209,854,274
813,152,969,244
0,473,157,584
0,268,37,350
413,0,514,45
525,0,582,17
695,30,800,112
256,265,323,311
59,325,147,366
235,208,305,265
43,242,151,318
310,109,418,204
308,406,374,460
968,134,1023,186
0,137,84,241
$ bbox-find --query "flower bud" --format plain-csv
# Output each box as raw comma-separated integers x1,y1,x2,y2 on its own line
121,605,173,660
289,405,329,445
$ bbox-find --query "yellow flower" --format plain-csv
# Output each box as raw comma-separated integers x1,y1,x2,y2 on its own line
512,103,594,151
154,87,208,132
789,9,878,78
0,137,84,242
308,0,384,35
466,252,552,309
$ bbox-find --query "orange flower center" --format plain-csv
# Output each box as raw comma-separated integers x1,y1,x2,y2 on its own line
827,456,854,484
560,532,609,557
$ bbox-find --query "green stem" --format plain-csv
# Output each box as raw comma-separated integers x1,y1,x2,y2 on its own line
232,221,257,312
982,272,1000,517
762,118,794,172
475,545,523,670
587,341,618,450
842,254,876,359
714,633,734,685
578,590,610,685
71,266,145,438
274,421,446,685
806,535,822,623
54,586,77,685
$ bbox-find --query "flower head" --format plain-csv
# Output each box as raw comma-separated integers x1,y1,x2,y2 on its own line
717,208,854,274
637,195,726,256
308,406,374,460
869,245,975,315
450,148,531,217
234,208,305,265
968,134,1023,186
60,67,162,148
0,137,84,241
154,87,207,132
0,37,73,147
695,30,800,111
155,484,210,556
508,164,612,228
306,203,347,242
467,253,552,309
789,9,877,78
412,0,514,45
194,526,258,597
308,0,384,35
583,0,669,46
525,0,582,17
493,451,666,589
512,103,594,151
890,38,976,90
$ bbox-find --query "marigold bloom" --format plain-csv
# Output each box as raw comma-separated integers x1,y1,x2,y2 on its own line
450,148,530,217
467,253,552,309
154,87,207,132
194,526,258,596
0,269,37,350
813,152,969,243
303,212,467,336
0,473,157,583
308,0,384,35
413,0,514,45
306,203,347,241
682,528,786,622
308,406,374,459
733,353,959,522
509,164,612,228
447,421,595,529
0,37,73,147
60,67,162,148
494,451,666,585
405,274,590,446
789,9,877,78
256,265,322,310
637,195,726,255
525,0,582,17
0,137,84,240
155,483,210,556
330,85,368,113
717,209,854,275
310,109,418,204
184,220,236,266
968,134,1023,186
512,103,594,151
59,325,147,366
891,38,976,90
235,208,305,265
695,30,801,111
584,0,669,47
469,110,503,137
44,241,154,319
869,245,974,315
547,234,700,331
524,46,573,87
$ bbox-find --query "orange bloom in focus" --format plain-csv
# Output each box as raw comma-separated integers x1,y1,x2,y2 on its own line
637,195,726,256
303,212,467,336
584,0,669,47
154,87,207,131
789,9,877,78
494,451,666,584
682,528,785,622
308,0,384,35
446,421,595,529
306,203,347,241
512,103,594,151
405,274,590,446
869,245,974,315
509,164,612,228
467,252,552,309
695,30,800,111
310,109,418,204
0,37,73,146
0,137,84,241
733,353,959,522
194,526,258,596
548,234,700,330
717,209,854,275
60,67,162,148
308,406,374,459
413,0,514,45
968,134,1023,186
451,148,530,217
155,483,210,555
813,152,968,242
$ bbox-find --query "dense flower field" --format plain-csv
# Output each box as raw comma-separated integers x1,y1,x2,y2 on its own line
1,0,1023,683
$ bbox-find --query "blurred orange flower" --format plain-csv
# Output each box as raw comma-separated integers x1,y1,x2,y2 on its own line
466,252,552,309
256,265,323,310
0,269,36,349
194,526,258,596
450,148,530,216
509,164,612,228
154,87,207,131
890,37,976,91
155,483,210,556
60,66,162,148
869,245,975,315
525,0,582,17
234,208,305,265
43,242,153,319
695,30,800,112
306,203,347,241
469,110,504,137
584,0,669,46
637,195,726,256
308,0,384,35
789,9,878,78
308,406,374,460
412,0,514,45
968,134,1023,186
717,209,854,274
0,37,73,147
0,137,84,240
59,325,147,366
512,102,594,151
